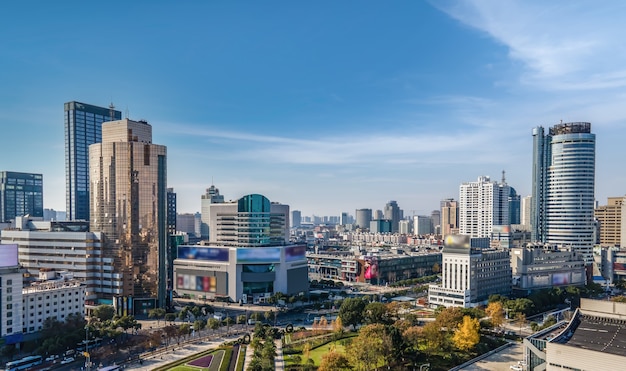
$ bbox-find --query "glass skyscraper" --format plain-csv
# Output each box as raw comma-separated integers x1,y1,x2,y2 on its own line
90,119,167,307
532,122,595,263
0,171,43,222
64,101,121,221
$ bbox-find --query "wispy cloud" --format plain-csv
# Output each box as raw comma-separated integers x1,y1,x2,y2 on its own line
434,1,626,90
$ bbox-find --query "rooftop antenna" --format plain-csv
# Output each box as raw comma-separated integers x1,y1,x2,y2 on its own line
502,170,506,184
109,102,115,121
125,107,129,119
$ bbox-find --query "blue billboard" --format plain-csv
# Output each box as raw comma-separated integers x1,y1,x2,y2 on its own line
237,247,281,263
177,246,230,262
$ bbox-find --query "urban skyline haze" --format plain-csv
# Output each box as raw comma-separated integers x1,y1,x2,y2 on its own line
2,1,626,217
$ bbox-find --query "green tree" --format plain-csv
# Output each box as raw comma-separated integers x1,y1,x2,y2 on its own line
319,350,352,371
339,297,367,330
420,321,446,356
363,302,391,325
347,324,392,371
207,318,220,333
91,305,115,322
165,313,177,324
452,316,480,351
148,308,166,326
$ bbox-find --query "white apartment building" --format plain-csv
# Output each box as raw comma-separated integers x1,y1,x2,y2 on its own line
0,266,23,340
459,176,510,238
22,274,85,334
1,218,116,301
429,235,511,308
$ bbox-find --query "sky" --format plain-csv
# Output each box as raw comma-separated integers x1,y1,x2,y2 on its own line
2,1,626,217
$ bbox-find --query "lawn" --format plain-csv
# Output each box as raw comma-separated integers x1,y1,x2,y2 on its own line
285,339,348,367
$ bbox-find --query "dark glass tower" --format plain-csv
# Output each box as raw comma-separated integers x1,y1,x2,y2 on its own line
64,101,121,221
0,171,43,222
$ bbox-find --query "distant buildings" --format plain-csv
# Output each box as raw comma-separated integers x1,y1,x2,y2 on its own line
200,184,224,240
370,219,392,234
459,175,510,238
64,101,121,221
89,118,168,309
509,187,521,225
428,235,511,308
291,210,302,228
440,198,459,238
595,197,624,247
532,123,596,263
521,195,532,229
413,215,433,235
355,209,372,229
0,171,43,223
384,200,403,233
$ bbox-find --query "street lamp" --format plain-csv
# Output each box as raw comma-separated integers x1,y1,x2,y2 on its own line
84,325,91,371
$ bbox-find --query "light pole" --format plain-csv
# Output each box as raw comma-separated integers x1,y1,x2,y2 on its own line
84,325,91,371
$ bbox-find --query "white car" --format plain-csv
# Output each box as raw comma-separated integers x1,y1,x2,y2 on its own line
510,365,522,371
61,357,75,365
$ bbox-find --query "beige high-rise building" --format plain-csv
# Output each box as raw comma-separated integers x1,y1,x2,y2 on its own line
89,119,167,307
521,195,532,228
441,198,459,238
595,197,624,247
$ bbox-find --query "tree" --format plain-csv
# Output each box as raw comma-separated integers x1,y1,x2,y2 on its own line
91,305,115,322
363,302,391,325
421,321,446,356
193,319,206,332
516,312,527,333
333,316,344,334
347,324,392,371
319,350,352,371
339,297,367,330
178,323,191,340
148,308,166,326
452,316,480,351
207,318,220,333
436,306,464,331
165,313,177,324
486,301,505,328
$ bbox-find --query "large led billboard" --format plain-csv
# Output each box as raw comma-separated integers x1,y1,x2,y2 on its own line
285,245,306,262
176,274,217,292
177,246,229,262
0,244,18,267
237,247,281,263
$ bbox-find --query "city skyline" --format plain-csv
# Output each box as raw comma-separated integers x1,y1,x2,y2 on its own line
2,1,626,217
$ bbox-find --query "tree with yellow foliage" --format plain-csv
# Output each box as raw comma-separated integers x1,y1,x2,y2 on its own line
486,301,505,328
318,350,351,371
452,316,480,351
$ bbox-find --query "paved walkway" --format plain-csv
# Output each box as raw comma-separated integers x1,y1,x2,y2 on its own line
459,342,525,371
275,339,284,371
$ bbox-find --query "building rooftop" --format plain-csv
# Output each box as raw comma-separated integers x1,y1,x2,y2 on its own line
556,314,626,357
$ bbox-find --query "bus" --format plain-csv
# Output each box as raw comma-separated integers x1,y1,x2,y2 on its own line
98,365,121,371
5,355,43,371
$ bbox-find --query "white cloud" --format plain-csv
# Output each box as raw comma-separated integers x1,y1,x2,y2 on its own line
434,1,626,90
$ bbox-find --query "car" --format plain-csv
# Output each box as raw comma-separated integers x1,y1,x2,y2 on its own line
45,355,60,362
510,365,522,371
61,357,75,365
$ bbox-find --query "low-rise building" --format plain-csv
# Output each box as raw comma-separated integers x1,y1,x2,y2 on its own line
428,235,511,308
511,243,586,293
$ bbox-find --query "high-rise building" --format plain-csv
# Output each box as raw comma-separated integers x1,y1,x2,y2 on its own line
532,123,596,263
176,213,197,236
459,176,510,238
64,101,121,221
0,171,43,223
355,208,372,229
384,200,402,233
167,188,177,236
441,198,459,238
431,210,441,234
509,187,521,225
291,210,301,228
340,212,349,226
595,197,624,247
200,184,224,239
413,215,433,235
521,195,532,228
89,118,167,308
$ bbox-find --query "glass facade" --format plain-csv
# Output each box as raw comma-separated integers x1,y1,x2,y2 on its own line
64,101,121,221
89,119,167,305
0,172,43,223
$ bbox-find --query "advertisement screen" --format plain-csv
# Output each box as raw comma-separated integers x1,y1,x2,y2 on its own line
363,256,378,279
237,247,281,263
0,244,18,267
176,273,216,292
285,245,306,262
552,273,569,285
177,246,229,262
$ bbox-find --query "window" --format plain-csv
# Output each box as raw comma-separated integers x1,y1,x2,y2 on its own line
7,328,12,333
6,296,11,302
7,279,12,285
6,287,12,293
6,303,12,310
7,312,11,318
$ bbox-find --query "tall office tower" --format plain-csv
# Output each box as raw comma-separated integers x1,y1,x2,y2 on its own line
431,210,441,232
291,210,302,228
532,123,596,263
200,184,224,239
521,195,532,228
441,198,459,238
384,200,402,233
194,212,202,237
167,188,177,236
0,171,43,223
90,119,167,307
176,213,198,236
509,187,521,225
355,208,372,229
459,176,510,238
399,219,411,234
413,215,433,235
340,212,349,225
595,197,623,247
64,101,121,221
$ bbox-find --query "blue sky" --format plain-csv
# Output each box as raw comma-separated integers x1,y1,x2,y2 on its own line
2,1,626,217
